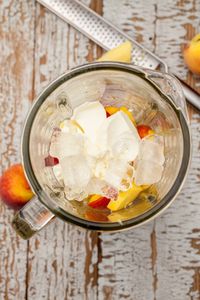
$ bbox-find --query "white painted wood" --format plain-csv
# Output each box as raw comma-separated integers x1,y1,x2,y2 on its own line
0,1,35,299
98,1,159,299
26,3,98,300
98,224,156,300
27,221,98,300
151,2,200,298
0,0,199,299
98,1,200,300
103,0,157,52
155,116,200,299
155,0,200,89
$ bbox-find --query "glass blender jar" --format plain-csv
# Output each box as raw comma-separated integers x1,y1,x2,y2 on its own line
12,62,191,239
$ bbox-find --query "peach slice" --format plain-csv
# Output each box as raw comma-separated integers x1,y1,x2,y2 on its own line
107,182,148,211
98,41,132,63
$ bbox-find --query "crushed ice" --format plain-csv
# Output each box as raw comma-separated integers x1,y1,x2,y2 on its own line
50,101,165,201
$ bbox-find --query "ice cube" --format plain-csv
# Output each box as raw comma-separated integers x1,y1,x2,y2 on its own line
83,116,108,158
84,136,107,158
86,177,118,200
59,132,83,158
104,159,134,190
107,111,140,142
120,165,135,191
86,155,97,170
111,131,140,162
72,101,106,142
93,156,109,179
86,177,105,195
139,135,165,165
60,155,92,188
107,111,140,160
134,160,163,185
49,132,84,159
64,186,88,201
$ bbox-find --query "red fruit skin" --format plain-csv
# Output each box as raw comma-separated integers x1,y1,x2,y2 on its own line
88,197,110,209
0,164,34,209
45,155,59,167
136,124,152,139
106,111,111,118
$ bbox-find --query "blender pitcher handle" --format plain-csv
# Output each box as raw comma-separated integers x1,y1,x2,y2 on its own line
12,196,54,239
144,69,189,121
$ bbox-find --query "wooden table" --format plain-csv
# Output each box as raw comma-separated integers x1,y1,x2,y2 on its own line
0,1,200,299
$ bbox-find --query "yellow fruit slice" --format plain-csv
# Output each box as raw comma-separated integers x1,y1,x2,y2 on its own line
108,186,157,221
107,182,148,212
98,41,132,63
89,194,101,203
108,197,152,222
105,106,120,115
120,106,136,125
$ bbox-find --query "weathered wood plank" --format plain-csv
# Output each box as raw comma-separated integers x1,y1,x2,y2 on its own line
155,115,200,300
103,0,200,94
98,1,157,299
103,0,157,52
26,2,100,300
155,0,200,93
153,1,200,299
99,224,157,300
0,0,199,299
98,1,200,300
0,1,35,300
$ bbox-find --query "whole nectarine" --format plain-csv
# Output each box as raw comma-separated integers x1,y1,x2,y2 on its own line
183,33,200,75
0,164,34,209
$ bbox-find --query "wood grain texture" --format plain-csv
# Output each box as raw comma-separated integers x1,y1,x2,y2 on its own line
99,1,158,299
99,1,200,300
155,115,200,300
26,2,99,300
151,2,200,299
155,0,200,93
0,0,199,299
0,1,35,299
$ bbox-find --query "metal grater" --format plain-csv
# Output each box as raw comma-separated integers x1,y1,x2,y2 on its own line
37,0,200,110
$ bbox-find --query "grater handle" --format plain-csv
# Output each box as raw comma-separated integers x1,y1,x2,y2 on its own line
176,78,200,111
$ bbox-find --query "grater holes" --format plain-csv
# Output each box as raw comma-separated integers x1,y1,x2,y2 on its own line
45,0,160,69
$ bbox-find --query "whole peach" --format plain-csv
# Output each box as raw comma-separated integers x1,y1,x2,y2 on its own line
183,33,200,75
0,164,34,209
